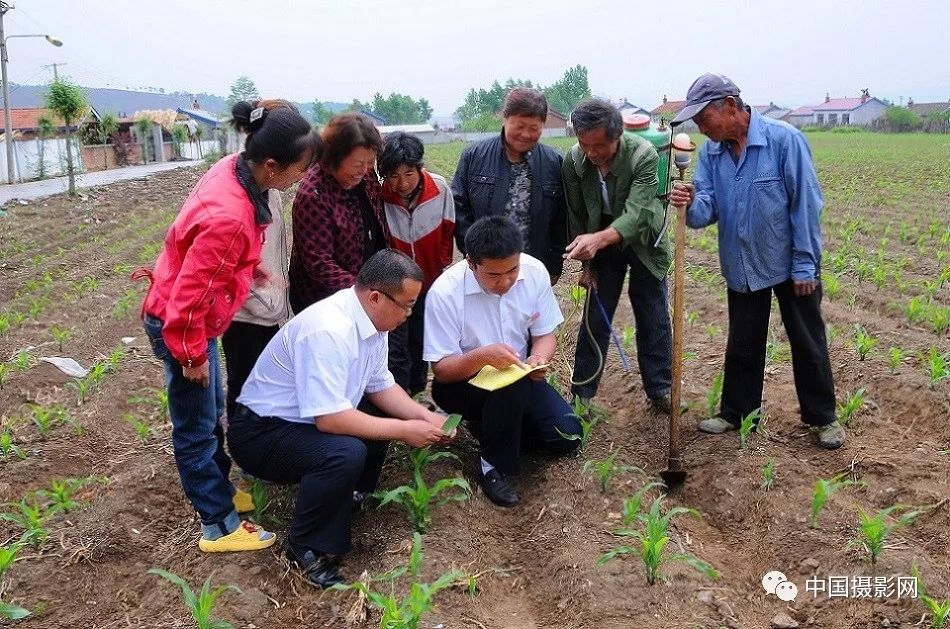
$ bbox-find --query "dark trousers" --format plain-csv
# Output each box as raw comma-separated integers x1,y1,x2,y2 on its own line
388,299,428,396
227,403,389,556
221,321,280,419
571,244,673,400
432,377,581,476
721,280,835,426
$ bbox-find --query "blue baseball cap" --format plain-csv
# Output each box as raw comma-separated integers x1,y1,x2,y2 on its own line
671,73,741,125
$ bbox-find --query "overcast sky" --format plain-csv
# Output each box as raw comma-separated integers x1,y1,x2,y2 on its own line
5,0,948,115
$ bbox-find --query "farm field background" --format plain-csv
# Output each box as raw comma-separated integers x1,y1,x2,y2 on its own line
0,132,947,628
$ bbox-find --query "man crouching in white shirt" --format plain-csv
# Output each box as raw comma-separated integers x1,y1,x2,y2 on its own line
424,216,581,507
227,249,453,588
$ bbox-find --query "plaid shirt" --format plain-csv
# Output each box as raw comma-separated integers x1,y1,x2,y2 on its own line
289,163,388,309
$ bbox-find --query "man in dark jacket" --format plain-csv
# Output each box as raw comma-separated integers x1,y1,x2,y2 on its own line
451,87,566,284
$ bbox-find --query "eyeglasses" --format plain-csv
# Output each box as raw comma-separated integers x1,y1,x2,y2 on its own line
377,289,414,314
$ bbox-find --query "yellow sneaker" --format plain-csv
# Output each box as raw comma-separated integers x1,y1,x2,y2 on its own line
198,521,276,553
233,488,254,513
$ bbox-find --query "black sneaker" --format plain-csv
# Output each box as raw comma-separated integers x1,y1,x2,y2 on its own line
286,546,343,589
478,468,519,507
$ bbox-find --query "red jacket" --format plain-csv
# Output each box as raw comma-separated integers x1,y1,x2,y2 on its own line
139,154,265,368
382,170,455,291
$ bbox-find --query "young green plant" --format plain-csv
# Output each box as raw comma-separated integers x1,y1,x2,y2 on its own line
582,446,644,493
836,389,866,426
599,491,718,585
810,474,859,527
0,429,26,461
911,562,950,629
331,532,468,629
704,372,724,418
374,448,471,533
923,347,949,389
738,407,762,449
148,568,241,629
851,505,925,566
761,458,776,490
0,498,50,549
853,324,877,361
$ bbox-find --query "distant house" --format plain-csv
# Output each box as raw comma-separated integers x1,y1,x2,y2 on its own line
431,116,458,131
783,106,815,128
650,95,686,123
907,98,950,118
811,90,887,126
754,102,787,118
545,109,568,130
765,107,792,121
615,98,651,116
0,106,100,140
376,123,439,144
360,109,388,125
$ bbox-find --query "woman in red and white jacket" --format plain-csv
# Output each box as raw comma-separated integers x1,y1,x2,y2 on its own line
137,100,320,553
379,132,456,396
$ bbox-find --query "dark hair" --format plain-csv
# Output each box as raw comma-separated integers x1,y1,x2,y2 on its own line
571,98,623,140
502,87,548,120
320,113,384,171
377,132,424,177
464,216,523,264
231,99,322,167
356,248,423,293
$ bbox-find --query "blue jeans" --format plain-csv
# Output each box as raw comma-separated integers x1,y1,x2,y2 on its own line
144,315,240,538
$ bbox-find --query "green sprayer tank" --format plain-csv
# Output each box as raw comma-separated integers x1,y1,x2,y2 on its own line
623,113,672,199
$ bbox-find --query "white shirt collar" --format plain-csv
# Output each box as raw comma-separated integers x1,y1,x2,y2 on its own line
344,287,380,340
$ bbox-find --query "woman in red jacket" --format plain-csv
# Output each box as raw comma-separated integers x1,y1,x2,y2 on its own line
138,100,320,552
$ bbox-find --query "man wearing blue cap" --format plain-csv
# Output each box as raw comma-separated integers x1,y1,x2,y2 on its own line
668,73,845,450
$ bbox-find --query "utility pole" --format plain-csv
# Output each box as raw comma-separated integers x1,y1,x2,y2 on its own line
1,1,14,184
42,61,65,80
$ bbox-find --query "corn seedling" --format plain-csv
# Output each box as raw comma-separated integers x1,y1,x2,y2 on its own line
686,311,699,327
923,347,949,389
906,296,926,324
1,498,50,548
248,478,270,524
705,323,722,339
823,273,841,300
0,363,9,390
30,404,70,439
557,396,602,452
0,430,26,461
331,532,467,629
374,448,471,533
583,447,644,493
0,602,31,621
124,413,151,444
111,289,139,318
826,323,841,345
765,334,789,364
761,459,776,490
930,307,950,335
738,408,762,449
810,474,859,528
853,324,877,361
850,505,925,566
888,347,905,372
599,493,718,585
441,413,462,436
836,389,866,426
10,350,31,372
46,478,90,514
704,373,724,418
49,325,71,352
621,325,635,351
619,481,665,525
148,568,241,629
0,542,22,581
911,563,950,629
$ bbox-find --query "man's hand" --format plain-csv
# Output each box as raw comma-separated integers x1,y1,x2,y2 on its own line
525,354,549,382
478,343,522,370
564,228,620,262
400,419,448,448
793,279,817,297
422,410,457,441
578,265,598,292
183,362,209,388
669,181,694,207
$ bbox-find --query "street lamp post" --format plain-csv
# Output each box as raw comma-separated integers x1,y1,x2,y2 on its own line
0,1,62,184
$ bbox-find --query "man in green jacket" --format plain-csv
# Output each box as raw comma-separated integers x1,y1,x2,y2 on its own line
563,98,673,412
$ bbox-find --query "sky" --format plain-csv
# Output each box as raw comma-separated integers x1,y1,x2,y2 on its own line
3,0,948,116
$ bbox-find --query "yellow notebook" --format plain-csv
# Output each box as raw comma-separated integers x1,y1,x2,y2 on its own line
469,363,548,391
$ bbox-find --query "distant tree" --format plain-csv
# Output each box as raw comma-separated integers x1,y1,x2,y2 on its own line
34,114,56,180
226,76,260,108
311,100,332,126
544,64,591,116
44,78,88,195
134,118,153,163
884,106,920,132
193,124,205,158
171,125,189,159
98,112,119,168
344,98,368,113
454,77,534,126
369,92,433,125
